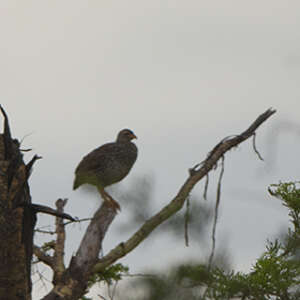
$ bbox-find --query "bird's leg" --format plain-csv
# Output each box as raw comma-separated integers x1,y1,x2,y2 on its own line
97,187,121,212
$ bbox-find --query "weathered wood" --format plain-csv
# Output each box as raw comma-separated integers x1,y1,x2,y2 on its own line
42,202,117,300
0,107,35,300
0,106,76,300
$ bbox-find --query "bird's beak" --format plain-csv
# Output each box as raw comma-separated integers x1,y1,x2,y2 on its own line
131,133,137,140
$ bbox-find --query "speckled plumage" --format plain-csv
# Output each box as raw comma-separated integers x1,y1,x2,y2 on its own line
73,129,138,192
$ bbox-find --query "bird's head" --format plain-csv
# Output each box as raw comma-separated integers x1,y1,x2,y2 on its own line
117,129,137,143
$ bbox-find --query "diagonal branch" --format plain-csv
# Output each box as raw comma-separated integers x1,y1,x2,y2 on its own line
92,108,276,272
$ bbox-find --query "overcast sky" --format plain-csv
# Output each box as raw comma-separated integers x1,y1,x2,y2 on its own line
1,1,300,298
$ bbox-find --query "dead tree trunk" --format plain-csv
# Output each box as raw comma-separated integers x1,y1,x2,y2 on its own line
0,106,74,299
0,107,36,300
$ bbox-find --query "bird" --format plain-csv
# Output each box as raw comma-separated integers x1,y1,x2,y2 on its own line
73,129,138,211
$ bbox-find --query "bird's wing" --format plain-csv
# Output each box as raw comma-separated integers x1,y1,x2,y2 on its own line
75,143,119,174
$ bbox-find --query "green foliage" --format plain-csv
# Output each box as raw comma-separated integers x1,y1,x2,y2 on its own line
201,182,300,300
269,181,300,227
81,263,129,300
269,182,300,257
177,264,212,285
80,297,92,300
204,240,300,299
117,181,300,300
88,263,128,288
250,240,300,295
40,240,56,254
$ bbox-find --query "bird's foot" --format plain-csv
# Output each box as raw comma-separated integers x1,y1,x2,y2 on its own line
105,195,121,212
98,188,121,212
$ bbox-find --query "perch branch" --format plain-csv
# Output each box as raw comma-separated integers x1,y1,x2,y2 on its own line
42,202,117,300
70,203,117,273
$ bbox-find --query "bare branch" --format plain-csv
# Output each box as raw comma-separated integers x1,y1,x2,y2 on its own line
28,203,75,221
20,148,33,152
33,245,54,268
92,108,276,273
64,217,92,226
26,154,42,178
35,229,56,235
252,132,264,161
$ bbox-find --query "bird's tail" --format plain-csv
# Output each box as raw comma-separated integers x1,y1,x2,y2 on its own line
73,177,80,190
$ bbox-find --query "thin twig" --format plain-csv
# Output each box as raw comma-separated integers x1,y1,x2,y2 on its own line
35,229,56,235
33,245,54,268
98,294,108,300
252,132,264,161
107,281,118,300
208,156,225,271
20,131,35,146
20,148,33,152
64,217,93,226
37,267,49,292
203,174,209,200
32,264,51,292
27,203,75,221
184,196,190,247
123,273,156,278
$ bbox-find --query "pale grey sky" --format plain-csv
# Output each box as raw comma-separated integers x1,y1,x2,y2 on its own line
1,1,300,298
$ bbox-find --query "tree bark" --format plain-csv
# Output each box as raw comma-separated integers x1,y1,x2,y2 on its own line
0,107,36,300
0,106,75,300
